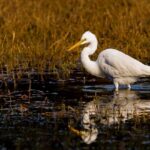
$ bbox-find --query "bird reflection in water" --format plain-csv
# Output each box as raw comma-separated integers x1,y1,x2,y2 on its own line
68,90,150,144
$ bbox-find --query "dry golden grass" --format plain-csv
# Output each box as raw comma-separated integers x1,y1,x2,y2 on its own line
0,0,150,75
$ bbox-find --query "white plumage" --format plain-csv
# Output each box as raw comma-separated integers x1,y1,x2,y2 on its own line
68,31,150,91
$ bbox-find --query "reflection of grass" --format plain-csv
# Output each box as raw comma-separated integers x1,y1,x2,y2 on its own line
0,0,150,75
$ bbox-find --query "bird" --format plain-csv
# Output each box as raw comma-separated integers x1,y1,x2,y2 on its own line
68,31,150,91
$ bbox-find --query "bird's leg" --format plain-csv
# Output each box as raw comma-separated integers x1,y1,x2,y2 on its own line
127,84,131,90
114,82,119,92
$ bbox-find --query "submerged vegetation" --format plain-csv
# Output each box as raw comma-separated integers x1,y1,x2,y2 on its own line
0,0,150,76
0,74,150,149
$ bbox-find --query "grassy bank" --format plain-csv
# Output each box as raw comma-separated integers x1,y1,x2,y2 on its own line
0,0,150,75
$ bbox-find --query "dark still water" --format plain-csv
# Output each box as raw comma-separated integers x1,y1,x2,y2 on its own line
0,71,150,150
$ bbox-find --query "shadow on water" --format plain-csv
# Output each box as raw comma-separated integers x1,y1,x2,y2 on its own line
0,71,150,150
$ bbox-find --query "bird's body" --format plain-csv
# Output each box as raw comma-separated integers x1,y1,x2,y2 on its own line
68,31,150,91
97,49,150,86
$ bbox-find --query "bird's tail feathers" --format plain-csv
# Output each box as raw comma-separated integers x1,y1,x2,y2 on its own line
142,65,150,76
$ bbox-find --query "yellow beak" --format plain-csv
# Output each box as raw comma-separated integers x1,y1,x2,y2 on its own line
68,125,86,137
67,39,86,52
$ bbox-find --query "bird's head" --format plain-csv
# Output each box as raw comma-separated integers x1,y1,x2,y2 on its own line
68,31,97,51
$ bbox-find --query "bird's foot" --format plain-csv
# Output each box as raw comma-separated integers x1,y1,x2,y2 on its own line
114,82,119,92
127,84,131,90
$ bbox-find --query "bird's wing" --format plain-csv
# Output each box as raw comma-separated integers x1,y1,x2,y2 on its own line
98,49,145,78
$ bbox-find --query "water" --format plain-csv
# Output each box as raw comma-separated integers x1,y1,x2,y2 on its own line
0,71,150,150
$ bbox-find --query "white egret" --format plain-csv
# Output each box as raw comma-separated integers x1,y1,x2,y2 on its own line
68,31,150,91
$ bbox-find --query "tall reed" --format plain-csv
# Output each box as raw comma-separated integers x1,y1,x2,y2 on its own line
0,0,150,75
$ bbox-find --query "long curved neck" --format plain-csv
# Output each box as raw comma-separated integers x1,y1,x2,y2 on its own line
81,42,103,77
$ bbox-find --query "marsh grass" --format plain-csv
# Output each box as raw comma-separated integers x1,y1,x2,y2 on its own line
0,0,150,77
